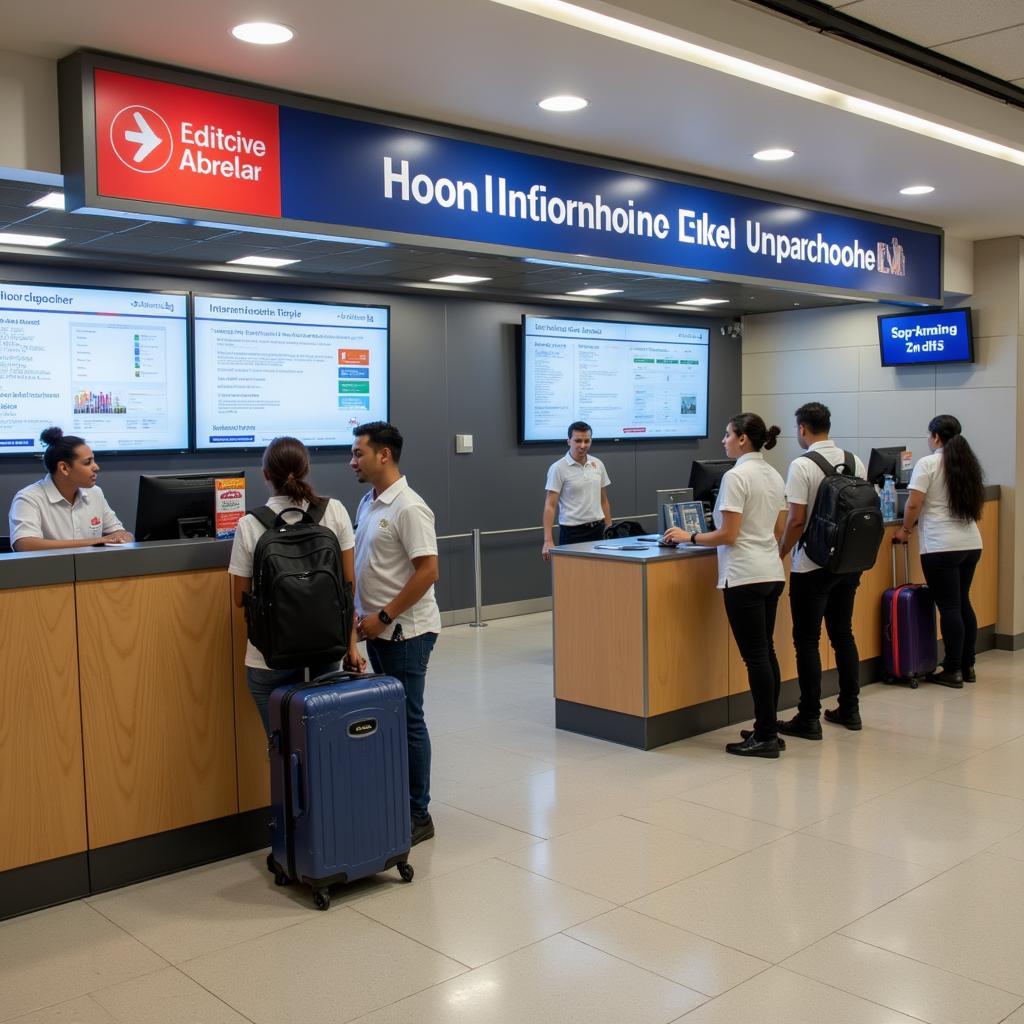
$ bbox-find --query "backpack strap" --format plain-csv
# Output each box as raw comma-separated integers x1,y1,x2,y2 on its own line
249,504,315,531
306,497,329,525
249,505,278,531
802,450,837,476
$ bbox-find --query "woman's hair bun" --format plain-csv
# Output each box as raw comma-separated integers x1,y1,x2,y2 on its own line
764,424,782,451
40,426,64,446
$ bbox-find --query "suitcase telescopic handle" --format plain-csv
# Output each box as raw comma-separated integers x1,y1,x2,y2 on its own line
289,752,305,819
891,539,911,587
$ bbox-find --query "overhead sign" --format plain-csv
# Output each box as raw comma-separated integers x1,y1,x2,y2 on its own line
63,56,943,301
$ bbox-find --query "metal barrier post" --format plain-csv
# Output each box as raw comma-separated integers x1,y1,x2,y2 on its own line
469,527,487,628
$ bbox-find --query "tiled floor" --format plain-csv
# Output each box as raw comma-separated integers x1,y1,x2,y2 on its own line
3,612,1024,1024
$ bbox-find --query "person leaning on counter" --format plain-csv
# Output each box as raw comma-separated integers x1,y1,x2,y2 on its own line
7,427,133,551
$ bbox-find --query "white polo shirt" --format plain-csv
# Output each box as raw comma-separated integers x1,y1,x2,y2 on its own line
908,450,983,555
545,452,610,525
9,475,124,548
354,476,441,641
785,440,867,573
228,496,355,670
712,452,786,589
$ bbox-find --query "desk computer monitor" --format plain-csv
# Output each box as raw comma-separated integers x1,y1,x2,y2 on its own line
866,446,907,487
135,471,245,542
656,487,694,532
688,459,734,507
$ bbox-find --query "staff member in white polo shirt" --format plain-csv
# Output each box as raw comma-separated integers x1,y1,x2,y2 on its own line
350,421,441,846
542,420,612,559
9,427,132,551
665,413,787,758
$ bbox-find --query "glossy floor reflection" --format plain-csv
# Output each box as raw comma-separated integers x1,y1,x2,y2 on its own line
3,613,1024,1024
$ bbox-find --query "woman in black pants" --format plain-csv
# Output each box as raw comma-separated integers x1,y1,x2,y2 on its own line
665,413,787,757
894,415,984,688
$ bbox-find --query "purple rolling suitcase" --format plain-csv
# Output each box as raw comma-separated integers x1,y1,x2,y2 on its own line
266,671,413,910
882,543,937,688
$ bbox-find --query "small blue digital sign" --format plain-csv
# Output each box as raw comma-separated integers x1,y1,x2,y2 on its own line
878,308,974,367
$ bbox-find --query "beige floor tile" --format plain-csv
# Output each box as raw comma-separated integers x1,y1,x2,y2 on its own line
87,850,388,963
854,698,1024,751
628,833,934,962
4,997,114,1024
348,933,705,1023
354,857,612,968
502,815,739,903
931,737,1024,800
446,717,620,764
987,827,1024,862
567,907,770,997
675,966,923,1023
429,734,554,787
783,934,1023,1024
624,798,790,852
1002,1006,1024,1024
802,779,1024,869
179,907,464,1024
842,852,1024,995
90,968,250,1023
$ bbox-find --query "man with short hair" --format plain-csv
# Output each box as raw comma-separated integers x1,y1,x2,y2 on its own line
542,421,612,559
350,421,441,845
778,402,867,737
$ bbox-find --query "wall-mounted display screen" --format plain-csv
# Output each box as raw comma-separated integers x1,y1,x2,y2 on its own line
878,308,974,367
0,282,189,455
193,295,389,450
519,315,710,442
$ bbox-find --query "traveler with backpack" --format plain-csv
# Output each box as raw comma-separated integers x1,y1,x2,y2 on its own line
664,413,788,758
894,415,984,687
229,436,363,734
778,402,882,737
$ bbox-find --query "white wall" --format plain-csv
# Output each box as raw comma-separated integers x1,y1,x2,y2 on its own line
0,51,59,173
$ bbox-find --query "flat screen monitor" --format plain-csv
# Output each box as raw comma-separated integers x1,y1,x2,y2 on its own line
688,459,734,506
0,282,189,455
867,446,906,488
656,487,694,532
519,315,711,442
878,308,974,367
135,470,244,541
193,294,389,450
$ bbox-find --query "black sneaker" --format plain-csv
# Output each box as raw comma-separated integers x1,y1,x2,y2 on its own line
962,667,977,683
726,734,780,758
777,715,823,740
411,813,434,846
823,707,863,731
925,669,964,689
740,729,786,750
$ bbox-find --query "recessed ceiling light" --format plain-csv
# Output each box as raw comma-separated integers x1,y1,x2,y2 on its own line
753,148,794,161
227,255,300,268
430,274,492,284
0,232,63,247
29,192,65,210
231,22,293,45
899,185,935,196
568,287,623,296
539,95,588,112
677,297,728,306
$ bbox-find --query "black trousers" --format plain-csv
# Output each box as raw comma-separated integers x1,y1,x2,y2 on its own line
790,568,862,719
559,521,604,545
920,548,982,673
723,581,785,740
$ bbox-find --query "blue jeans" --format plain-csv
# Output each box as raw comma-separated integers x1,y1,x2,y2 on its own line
367,632,437,819
246,660,340,735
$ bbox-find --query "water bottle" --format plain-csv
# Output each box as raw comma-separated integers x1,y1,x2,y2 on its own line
882,475,896,521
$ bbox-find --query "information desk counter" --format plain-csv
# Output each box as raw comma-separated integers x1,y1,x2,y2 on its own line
551,493,1000,750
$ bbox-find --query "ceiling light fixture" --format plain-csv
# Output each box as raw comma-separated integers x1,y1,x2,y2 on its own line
677,297,728,306
753,148,794,161
227,255,300,268
539,95,588,112
231,22,293,44
29,192,65,210
567,287,623,296
0,232,63,247
489,0,1024,167
899,184,935,196
429,274,492,284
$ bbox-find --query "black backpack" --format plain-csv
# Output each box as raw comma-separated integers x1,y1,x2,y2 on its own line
798,451,884,574
604,520,646,539
243,500,353,669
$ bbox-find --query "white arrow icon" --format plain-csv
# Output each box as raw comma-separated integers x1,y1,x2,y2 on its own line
124,111,161,162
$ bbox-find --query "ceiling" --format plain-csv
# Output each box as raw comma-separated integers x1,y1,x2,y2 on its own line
0,0,1022,312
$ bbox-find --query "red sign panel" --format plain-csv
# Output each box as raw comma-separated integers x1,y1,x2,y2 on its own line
94,69,281,217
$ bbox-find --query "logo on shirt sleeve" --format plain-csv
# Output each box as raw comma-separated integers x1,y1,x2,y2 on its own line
90,516,101,527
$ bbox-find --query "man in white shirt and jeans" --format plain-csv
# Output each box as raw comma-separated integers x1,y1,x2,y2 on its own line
542,421,612,559
351,421,441,845
778,402,867,737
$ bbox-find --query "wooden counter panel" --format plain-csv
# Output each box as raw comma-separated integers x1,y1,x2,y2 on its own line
78,570,238,848
233,601,271,812
648,556,729,714
0,585,87,871
553,558,644,715
974,500,999,628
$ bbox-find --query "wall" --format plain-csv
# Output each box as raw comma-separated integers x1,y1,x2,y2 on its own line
0,260,740,614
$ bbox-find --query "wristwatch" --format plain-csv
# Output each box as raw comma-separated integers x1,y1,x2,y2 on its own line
690,532,699,545
377,608,393,625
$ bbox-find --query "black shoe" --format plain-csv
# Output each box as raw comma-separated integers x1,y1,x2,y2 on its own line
777,715,823,740
823,707,863,731
740,729,785,750
962,667,976,683
925,669,964,689
411,813,434,845
726,734,780,758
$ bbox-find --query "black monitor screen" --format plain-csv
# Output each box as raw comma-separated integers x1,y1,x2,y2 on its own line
866,446,906,487
135,471,245,542
688,459,734,505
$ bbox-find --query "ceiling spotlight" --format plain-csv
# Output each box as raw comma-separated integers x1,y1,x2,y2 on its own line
753,148,794,161
899,184,935,196
231,22,294,44
677,297,728,306
429,274,492,284
539,95,588,112
568,287,622,296
29,192,65,210
0,232,64,247
227,255,300,268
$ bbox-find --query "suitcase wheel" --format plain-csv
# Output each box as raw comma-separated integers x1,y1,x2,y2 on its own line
398,861,414,884
313,888,331,911
274,869,289,886
910,679,919,689
265,853,275,873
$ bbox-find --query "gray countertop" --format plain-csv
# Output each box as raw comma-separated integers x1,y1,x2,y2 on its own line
549,536,716,563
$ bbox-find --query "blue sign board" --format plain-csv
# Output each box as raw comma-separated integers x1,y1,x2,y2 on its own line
878,308,973,366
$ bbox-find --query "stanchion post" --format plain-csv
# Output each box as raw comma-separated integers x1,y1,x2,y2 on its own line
469,527,487,628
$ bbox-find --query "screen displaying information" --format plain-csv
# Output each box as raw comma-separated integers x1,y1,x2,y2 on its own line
878,308,974,367
193,295,389,450
0,283,188,455
521,315,710,442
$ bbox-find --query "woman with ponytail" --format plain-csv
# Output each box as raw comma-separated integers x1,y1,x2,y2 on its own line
895,415,984,687
228,436,364,731
664,414,788,757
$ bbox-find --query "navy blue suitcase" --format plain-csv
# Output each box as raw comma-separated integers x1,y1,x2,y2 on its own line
265,671,414,909
882,544,937,687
